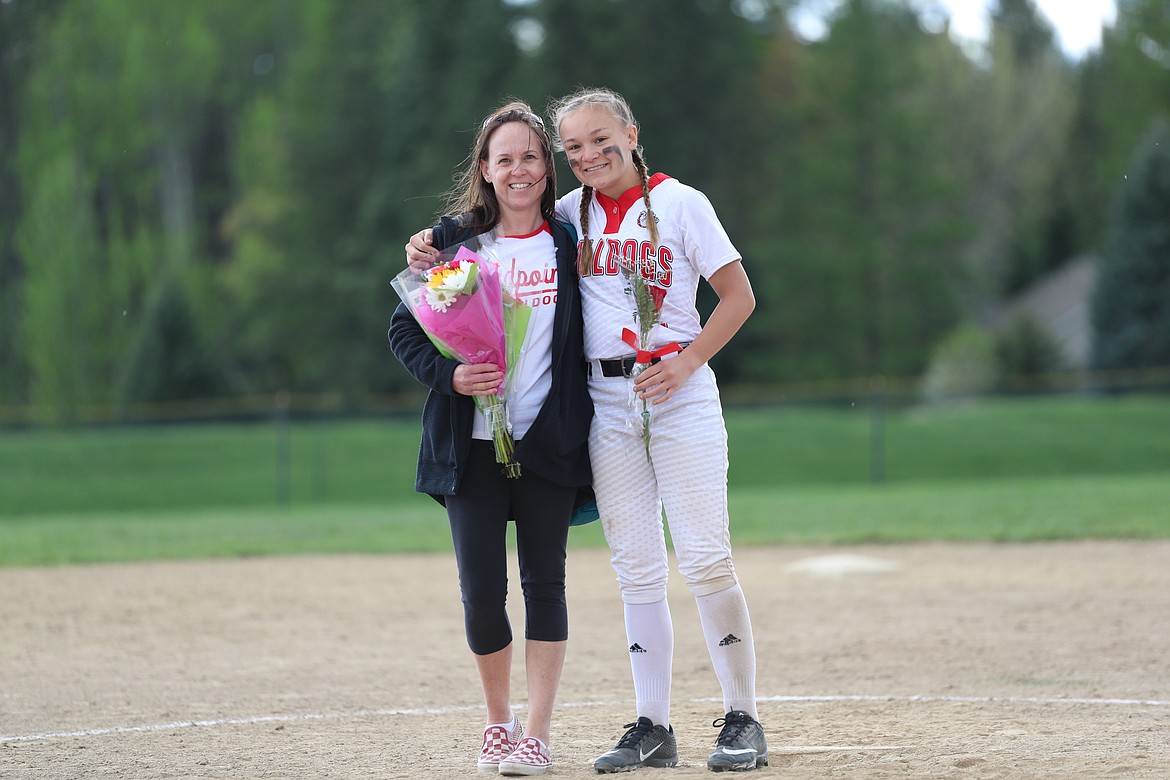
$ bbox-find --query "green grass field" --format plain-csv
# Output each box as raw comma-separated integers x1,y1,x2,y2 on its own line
1,395,1168,566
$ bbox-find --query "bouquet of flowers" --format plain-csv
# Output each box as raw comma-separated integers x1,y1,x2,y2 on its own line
391,242,532,478
622,271,680,463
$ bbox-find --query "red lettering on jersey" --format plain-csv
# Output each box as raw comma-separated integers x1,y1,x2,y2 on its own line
638,241,654,276
605,239,621,275
581,238,673,287
583,238,605,276
657,246,673,287
622,239,639,273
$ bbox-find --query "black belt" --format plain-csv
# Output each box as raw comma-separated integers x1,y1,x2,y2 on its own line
595,356,648,378
590,343,690,378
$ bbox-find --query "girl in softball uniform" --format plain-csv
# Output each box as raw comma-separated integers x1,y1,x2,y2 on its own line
550,87,767,774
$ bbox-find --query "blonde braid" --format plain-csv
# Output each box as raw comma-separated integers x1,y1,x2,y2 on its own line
578,186,594,276
632,149,658,249
550,88,655,274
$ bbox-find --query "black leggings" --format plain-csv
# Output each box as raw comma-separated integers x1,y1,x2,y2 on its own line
446,440,576,655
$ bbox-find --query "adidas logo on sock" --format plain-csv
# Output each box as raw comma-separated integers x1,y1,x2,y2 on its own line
629,643,647,653
718,634,741,647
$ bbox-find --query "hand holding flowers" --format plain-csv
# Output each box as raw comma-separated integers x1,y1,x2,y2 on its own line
622,271,681,463
391,243,533,478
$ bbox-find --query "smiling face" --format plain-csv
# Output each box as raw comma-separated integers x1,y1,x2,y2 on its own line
479,121,549,225
557,105,641,199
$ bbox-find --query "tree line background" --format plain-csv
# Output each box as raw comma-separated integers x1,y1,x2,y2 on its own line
1,0,1168,422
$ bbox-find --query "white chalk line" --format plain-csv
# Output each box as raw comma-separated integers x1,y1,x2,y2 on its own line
3,692,1167,745
754,693,1170,706
0,705,485,744
773,745,907,754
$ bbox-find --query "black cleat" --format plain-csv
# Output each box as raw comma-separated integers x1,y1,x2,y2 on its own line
707,710,768,772
594,716,679,773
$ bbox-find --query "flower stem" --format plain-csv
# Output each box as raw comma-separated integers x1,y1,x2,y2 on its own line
641,403,652,463
483,396,521,478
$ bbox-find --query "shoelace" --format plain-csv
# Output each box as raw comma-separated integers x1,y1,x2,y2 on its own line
712,714,753,746
615,720,655,749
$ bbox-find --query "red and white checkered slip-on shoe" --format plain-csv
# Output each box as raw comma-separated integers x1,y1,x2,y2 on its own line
498,736,551,776
477,715,524,772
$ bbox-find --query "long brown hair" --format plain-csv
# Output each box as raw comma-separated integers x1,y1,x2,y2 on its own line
549,87,659,276
442,99,557,232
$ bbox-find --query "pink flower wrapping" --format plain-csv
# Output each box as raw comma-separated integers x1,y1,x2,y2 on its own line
392,245,531,477
411,247,508,371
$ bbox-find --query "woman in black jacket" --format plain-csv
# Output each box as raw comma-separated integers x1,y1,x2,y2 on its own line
387,100,591,776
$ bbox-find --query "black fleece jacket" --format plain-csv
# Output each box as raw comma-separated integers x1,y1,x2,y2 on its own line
388,216,593,500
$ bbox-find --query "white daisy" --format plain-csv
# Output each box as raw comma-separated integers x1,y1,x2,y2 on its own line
425,286,457,312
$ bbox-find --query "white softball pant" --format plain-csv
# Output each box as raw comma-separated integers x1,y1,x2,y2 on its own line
587,361,739,605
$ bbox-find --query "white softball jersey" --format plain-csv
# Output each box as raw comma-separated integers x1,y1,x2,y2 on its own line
555,174,741,362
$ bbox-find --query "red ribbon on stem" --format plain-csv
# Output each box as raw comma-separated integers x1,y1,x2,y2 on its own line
622,328,683,365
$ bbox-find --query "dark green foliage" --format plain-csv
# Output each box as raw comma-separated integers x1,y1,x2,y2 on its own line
741,0,968,382
528,0,768,191
0,0,66,405
1091,118,1170,371
991,0,1056,64
2,0,1170,419
223,0,528,398
118,276,226,404
994,313,1066,387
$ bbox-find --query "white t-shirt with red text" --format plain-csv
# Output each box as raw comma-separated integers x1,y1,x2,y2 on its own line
471,224,557,441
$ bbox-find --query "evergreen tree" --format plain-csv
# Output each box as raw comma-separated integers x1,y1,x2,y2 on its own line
991,0,1056,64
13,0,290,415
1090,119,1170,371
965,0,1074,296
1047,53,1110,267
1071,0,1170,261
741,0,969,383
990,0,1079,293
118,274,225,405
525,0,772,380
224,0,527,399
0,0,66,407
7,0,1163,413
528,0,769,193
14,152,105,420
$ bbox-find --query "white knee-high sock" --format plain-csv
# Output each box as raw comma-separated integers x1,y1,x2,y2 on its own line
624,599,673,727
694,583,758,720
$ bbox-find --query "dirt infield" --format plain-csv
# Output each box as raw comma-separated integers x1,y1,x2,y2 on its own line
1,541,1168,779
